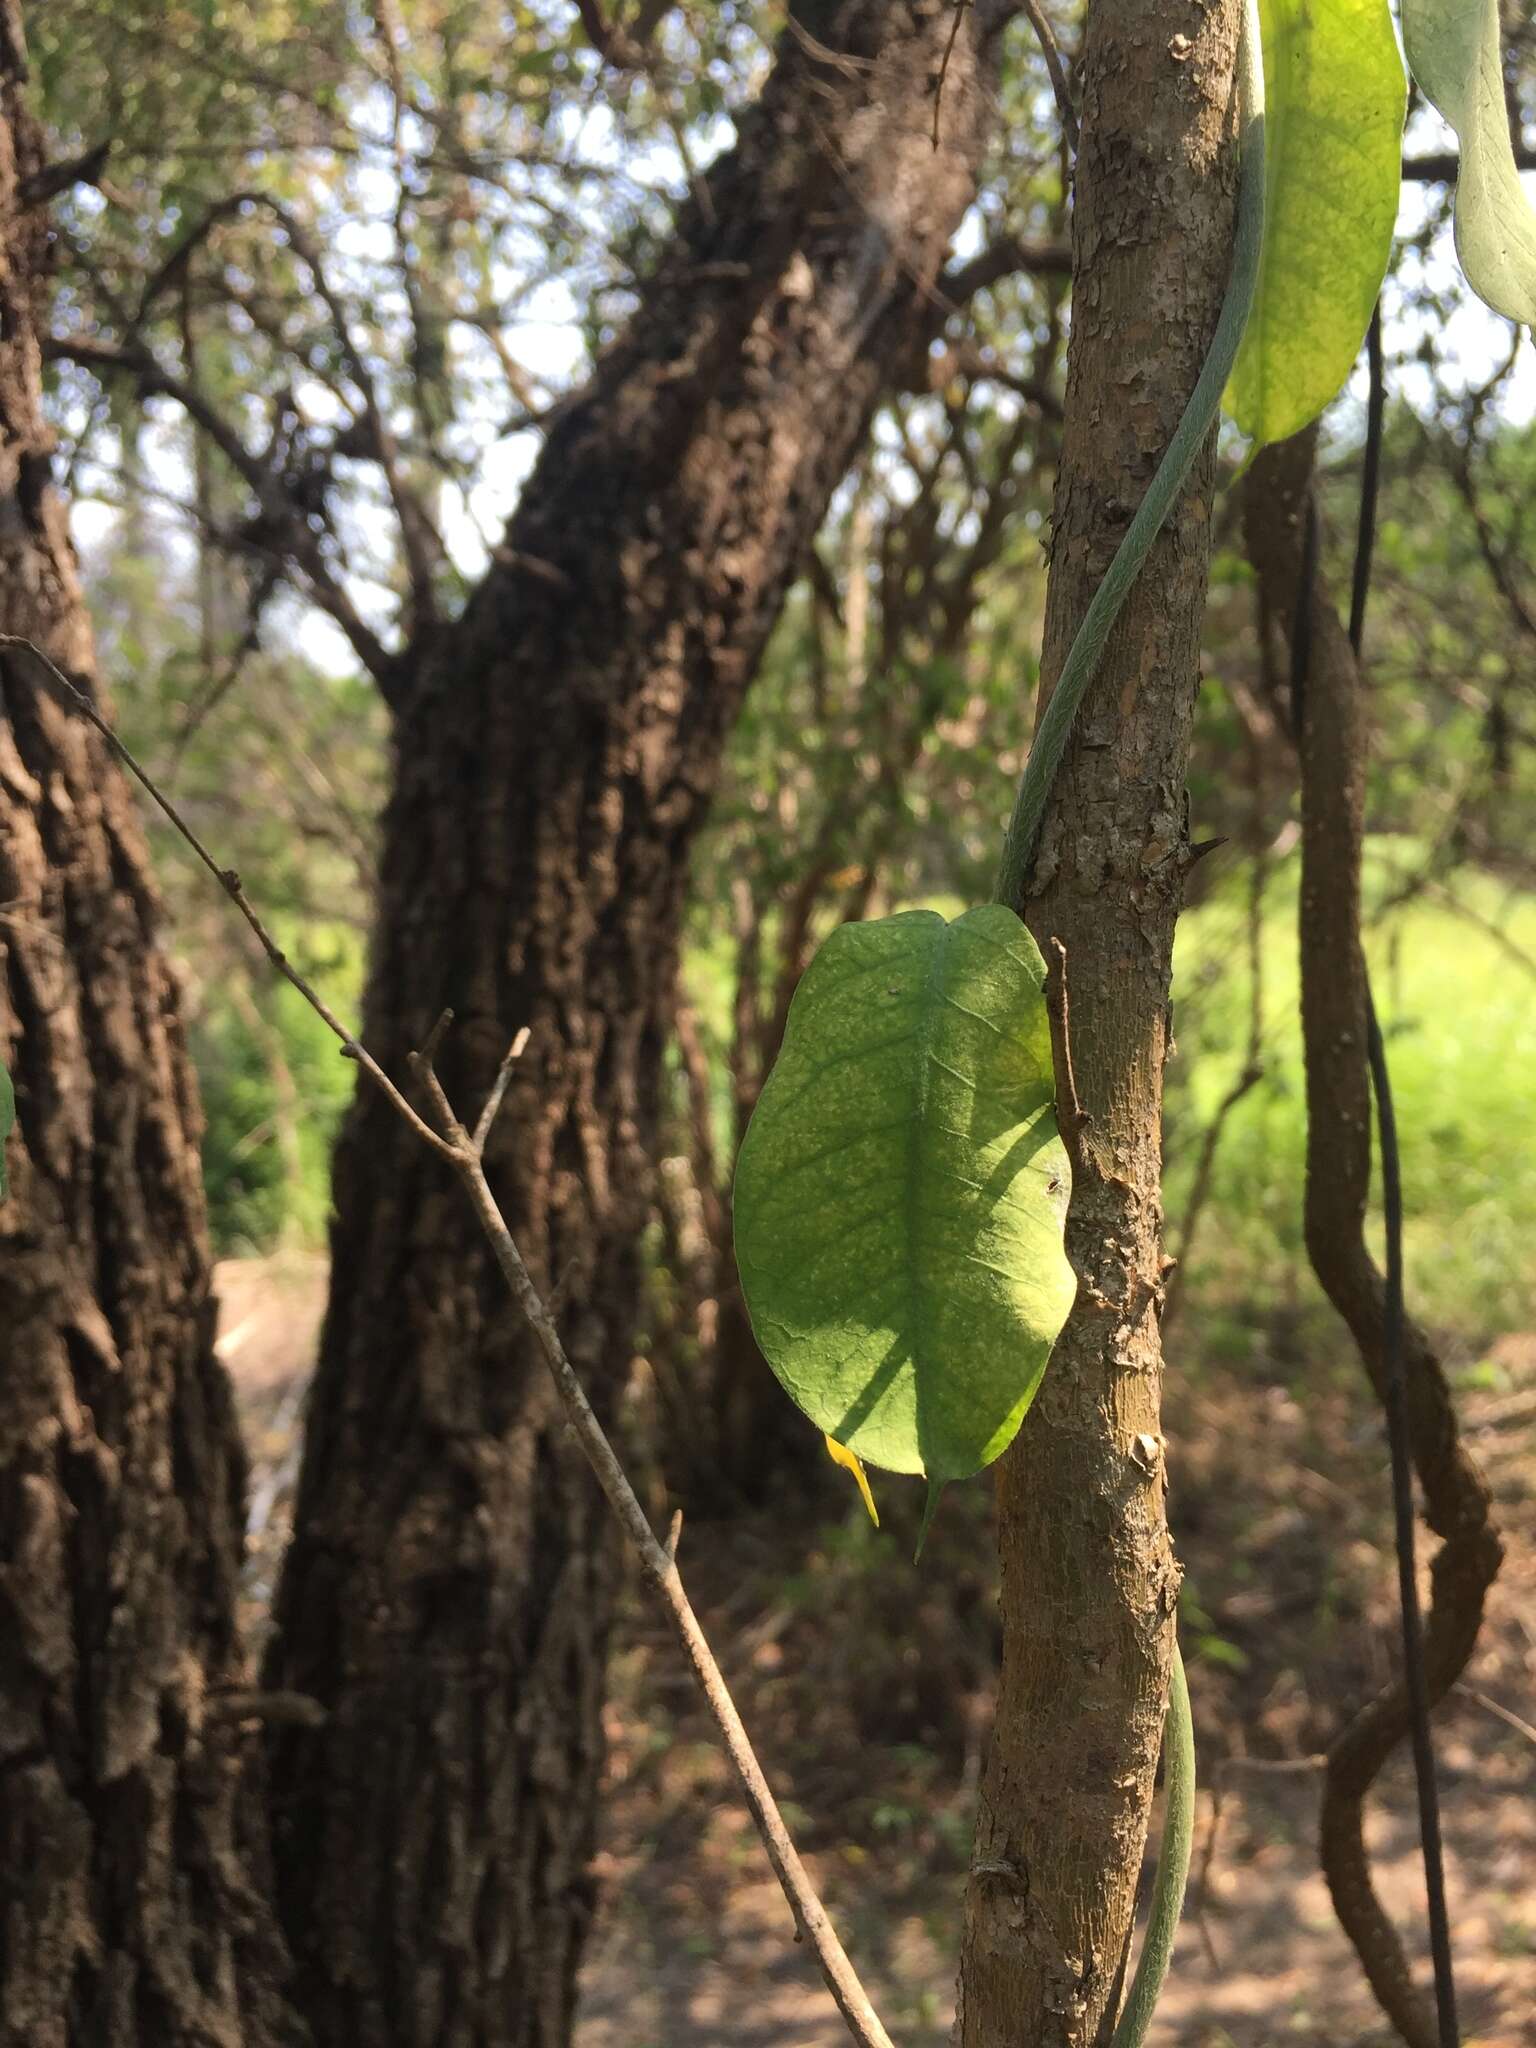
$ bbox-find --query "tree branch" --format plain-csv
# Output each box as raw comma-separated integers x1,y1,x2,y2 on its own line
936,232,1072,306
1242,438,1503,2048
131,186,445,629
1403,139,1536,182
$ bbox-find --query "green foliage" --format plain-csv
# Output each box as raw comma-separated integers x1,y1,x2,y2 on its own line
78,475,387,1253
190,931,365,1251
1164,854,1536,1345
1227,0,1404,447
1403,0,1536,323
733,906,1074,1536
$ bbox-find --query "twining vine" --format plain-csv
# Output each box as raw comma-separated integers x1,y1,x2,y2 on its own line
1244,395,1504,2048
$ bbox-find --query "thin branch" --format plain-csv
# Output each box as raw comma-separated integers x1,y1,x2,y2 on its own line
1021,0,1079,154
473,1027,532,1155
1453,1684,1536,1750
140,185,443,624
1403,140,1536,182
12,631,896,2048
931,2,973,151
44,336,399,690
1046,937,1086,1135
936,232,1072,307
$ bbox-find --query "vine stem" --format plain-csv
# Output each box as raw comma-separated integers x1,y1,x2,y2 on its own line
993,0,1267,909
5,632,897,2048
1351,306,1459,2048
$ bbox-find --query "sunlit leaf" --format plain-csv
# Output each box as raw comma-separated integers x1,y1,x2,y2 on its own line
1227,0,1405,447
1402,0,1536,324
733,906,1075,1543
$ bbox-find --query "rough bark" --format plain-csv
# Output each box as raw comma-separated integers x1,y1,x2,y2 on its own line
958,2,1243,2041
0,21,296,2048
1244,432,1502,2048
262,6,1022,2043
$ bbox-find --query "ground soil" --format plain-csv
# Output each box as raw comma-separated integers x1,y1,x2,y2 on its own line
220,1257,1534,2047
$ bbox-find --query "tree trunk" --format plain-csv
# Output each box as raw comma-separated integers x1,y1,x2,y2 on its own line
958,2,1242,2041
0,24,296,2048
262,6,1023,2043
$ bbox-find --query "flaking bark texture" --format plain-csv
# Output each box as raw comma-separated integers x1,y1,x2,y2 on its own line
958,2,1242,2041
263,7,1019,2043
0,24,298,2048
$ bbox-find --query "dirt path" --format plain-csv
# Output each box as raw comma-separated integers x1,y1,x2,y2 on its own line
217,1258,1535,2047
574,1653,1535,2048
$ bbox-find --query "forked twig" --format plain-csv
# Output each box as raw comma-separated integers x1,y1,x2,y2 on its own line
4,634,895,2048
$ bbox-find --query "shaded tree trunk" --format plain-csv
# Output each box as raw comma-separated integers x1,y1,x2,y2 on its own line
958,0,1242,2040
0,21,296,2048
262,5,1025,2042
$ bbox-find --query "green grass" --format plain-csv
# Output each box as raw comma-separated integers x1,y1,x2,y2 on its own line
685,848,1535,1371
1164,844,1536,1359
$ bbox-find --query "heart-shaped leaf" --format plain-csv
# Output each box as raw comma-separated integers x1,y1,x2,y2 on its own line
733,906,1075,1533
1403,0,1536,325
1227,0,1405,448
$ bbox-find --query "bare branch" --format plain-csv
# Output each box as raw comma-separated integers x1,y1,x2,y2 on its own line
44,335,400,691
472,1026,532,1156
1403,140,1536,182
132,186,444,625
0,636,451,1160
1021,0,1079,155
931,2,974,151
936,232,1072,308
21,139,112,210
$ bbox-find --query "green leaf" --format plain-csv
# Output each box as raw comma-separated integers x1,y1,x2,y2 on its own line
1402,0,1536,324
0,1059,12,1200
733,906,1075,1526
1227,0,1405,448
